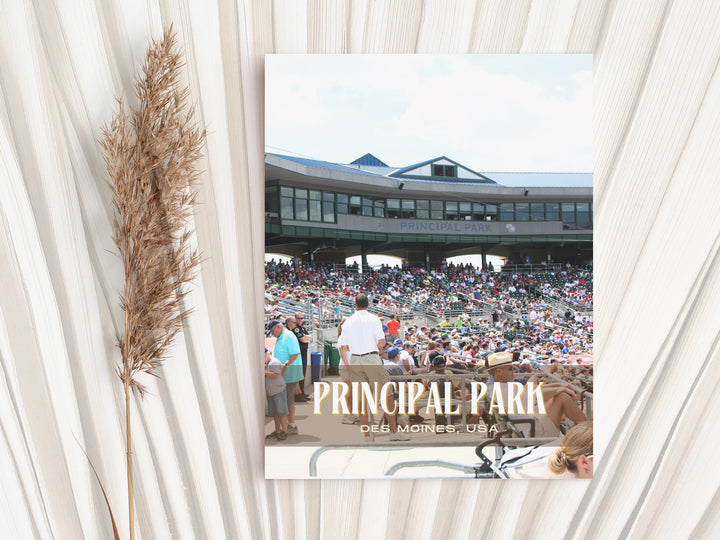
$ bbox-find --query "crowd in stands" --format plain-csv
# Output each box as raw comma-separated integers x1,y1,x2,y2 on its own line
264,259,593,443
265,259,592,321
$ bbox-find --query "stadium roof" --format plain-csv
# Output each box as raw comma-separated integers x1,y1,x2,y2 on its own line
482,172,593,188
350,153,388,167
389,156,495,183
266,152,592,187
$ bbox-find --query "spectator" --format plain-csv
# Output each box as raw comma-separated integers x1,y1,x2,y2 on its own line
267,319,303,436
386,314,401,343
338,293,410,442
264,348,288,441
287,312,312,401
486,351,587,436
548,421,593,478
336,316,359,425
426,351,461,428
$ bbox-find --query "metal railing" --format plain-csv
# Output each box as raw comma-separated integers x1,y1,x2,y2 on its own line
500,263,563,274
308,437,559,477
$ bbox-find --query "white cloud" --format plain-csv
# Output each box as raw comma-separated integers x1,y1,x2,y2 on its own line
265,56,592,171
389,65,592,171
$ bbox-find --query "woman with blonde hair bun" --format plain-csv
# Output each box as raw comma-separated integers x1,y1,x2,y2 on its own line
548,421,593,478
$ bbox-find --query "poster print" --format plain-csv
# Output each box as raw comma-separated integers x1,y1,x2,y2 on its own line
264,55,593,479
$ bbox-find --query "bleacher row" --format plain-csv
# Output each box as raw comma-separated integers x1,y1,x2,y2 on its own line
265,263,593,329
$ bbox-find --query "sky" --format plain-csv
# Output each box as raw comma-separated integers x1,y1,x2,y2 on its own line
265,54,592,177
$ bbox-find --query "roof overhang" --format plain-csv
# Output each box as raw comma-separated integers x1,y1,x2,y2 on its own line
265,154,592,202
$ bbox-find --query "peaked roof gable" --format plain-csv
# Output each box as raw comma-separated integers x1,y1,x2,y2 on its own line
389,156,495,183
350,153,388,167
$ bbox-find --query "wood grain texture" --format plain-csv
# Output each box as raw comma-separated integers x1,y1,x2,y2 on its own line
0,0,718,538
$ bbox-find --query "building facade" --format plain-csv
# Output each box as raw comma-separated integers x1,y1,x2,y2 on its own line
265,153,592,269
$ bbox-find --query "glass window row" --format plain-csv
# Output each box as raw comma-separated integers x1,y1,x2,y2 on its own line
275,186,592,226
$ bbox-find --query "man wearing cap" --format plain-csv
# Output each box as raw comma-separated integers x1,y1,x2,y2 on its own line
287,312,312,402
426,351,461,427
486,351,586,436
383,347,405,377
339,293,410,442
267,320,303,435
398,341,417,374
384,347,412,427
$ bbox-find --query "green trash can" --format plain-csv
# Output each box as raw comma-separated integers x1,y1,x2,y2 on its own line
324,340,340,376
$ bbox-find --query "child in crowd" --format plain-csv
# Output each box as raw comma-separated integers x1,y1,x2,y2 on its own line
265,347,289,441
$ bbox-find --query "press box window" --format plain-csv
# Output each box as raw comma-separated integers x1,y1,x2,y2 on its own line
336,194,349,214
432,164,456,178
294,199,308,221
546,203,560,221
280,196,293,219
416,200,429,220
386,199,400,218
472,203,484,221
530,203,545,221
374,200,385,218
349,195,362,215
500,203,514,221
309,199,322,222
515,203,529,221
561,203,576,224
401,199,415,218
265,187,279,213
362,197,374,217
323,192,335,223
430,200,443,220
576,202,590,226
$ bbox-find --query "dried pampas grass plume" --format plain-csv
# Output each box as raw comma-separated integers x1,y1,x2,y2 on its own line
100,27,204,540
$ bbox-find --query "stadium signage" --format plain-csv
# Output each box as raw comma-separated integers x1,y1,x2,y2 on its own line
334,215,569,235
313,381,547,416
399,221,495,233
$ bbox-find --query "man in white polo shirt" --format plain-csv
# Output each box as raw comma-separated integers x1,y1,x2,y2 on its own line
339,293,409,442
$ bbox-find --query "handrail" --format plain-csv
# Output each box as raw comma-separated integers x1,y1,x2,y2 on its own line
308,437,560,477
384,460,476,476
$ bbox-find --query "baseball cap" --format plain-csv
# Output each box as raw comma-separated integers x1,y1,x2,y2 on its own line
394,338,403,346
387,347,401,359
266,320,281,336
429,350,446,366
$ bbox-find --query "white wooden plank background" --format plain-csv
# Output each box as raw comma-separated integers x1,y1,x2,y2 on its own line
0,0,718,538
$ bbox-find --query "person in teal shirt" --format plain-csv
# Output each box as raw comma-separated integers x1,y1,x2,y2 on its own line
267,320,302,435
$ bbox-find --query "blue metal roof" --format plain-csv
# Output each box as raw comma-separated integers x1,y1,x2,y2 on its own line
267,153,385,176
350,153,388,167
482,172,592,187
267,153,592,187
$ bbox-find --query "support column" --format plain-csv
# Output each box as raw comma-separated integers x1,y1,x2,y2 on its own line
361,244,368,272
481,248,487,271
424,246,430,271
308,241,315,267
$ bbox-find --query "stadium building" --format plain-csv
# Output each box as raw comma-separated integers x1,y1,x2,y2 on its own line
265,152,592,269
